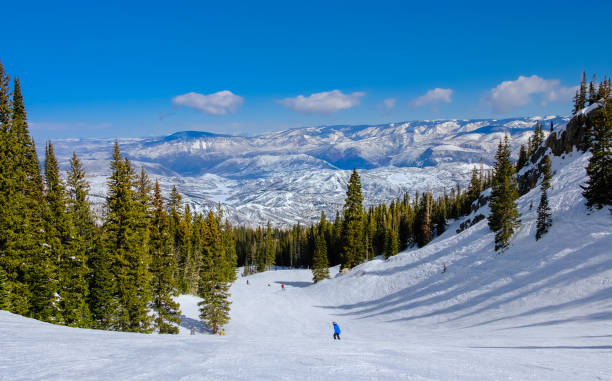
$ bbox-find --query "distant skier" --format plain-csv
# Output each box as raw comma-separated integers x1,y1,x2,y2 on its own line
332,322,341,340
281,283,285,290
246,279,250,285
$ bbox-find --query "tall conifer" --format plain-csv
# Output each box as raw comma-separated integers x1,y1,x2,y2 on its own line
536,156,553,240
198,211,231,334
488,136,521,251
340,170,365,268
150,180,181,333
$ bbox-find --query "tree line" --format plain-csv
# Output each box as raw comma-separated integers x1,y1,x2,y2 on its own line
0,63,235,334
236,166,494,281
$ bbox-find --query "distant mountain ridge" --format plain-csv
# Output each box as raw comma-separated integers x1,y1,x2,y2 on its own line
44,116,569,227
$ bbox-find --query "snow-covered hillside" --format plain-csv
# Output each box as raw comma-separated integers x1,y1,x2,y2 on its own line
44,116,567,226
4,131,610,380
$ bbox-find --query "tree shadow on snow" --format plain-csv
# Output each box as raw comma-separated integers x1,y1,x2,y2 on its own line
275,281,312,288
471,345,612,350
180,315,211,333
314,223,612,329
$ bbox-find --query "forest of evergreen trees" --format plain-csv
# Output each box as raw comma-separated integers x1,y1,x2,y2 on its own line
0,63,235,334
1,63,609,332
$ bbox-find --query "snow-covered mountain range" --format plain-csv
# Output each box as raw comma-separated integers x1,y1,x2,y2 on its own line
44,116,568,226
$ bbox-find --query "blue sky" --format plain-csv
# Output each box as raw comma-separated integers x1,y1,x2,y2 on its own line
1,0,611,140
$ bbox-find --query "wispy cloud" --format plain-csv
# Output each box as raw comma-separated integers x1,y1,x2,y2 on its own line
278,90,365,115
411,88,453,109
484,75,576,114
172,90,244,115
382,98,396,111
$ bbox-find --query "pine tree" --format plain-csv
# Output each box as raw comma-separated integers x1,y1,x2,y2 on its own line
264,221,275,270
9,79,55,321
150,180,181,334
222,219,237,283
340,170,365,269
198,211,231,334
581,100,612,210
0,266,9,310
573,72,588,114
466,166,482,212
103,143,152,332
415,192,433,247
88,233,116,329
588,75,598,106
45,143,91,327
0,62,26,314
176,204,193,293
536,156,553,240
516,144,528,171
311,232,330,283
488,136,521,251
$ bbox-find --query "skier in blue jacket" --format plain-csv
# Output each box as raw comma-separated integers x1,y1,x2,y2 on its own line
332,322,341,340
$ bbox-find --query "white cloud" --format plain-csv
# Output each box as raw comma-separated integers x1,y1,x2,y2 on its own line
278,90,365,115
485,75,576,114
382,98,396,111
411,88,453,108
172,90,244,115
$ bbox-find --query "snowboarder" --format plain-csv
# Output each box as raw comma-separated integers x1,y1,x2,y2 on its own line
281,283,285,290
332,322,341,340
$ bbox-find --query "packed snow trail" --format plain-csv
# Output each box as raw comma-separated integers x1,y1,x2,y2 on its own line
2,148,612,380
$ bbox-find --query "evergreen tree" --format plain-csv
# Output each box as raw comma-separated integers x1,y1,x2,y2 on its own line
415,192,433,247
9,79,55,321
536,156,553,240
150,180,181,334
311,232,330,283
88,233,116,329
598,78,610,100
103,143,152,332
176,204,193,293
45,143,91,327
573,71,587,114
588,75,598,106
488,136,521,251
516,144,528,171
222,219,237,283
340,170,365,269
198,211,231,334
264,221,275,270
581,100,612,210
434,196,447,236
0,266,8,310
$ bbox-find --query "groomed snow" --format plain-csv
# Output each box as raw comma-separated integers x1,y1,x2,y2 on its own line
1,149,611,380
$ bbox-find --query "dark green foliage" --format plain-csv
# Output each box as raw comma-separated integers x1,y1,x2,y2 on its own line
536,156,553,240
588,75,598,106
0,266,9,310
103,143,152,332
198,211,231,334
88,234,116,329
45,143,91,327
150,181,181,334
488,136,521,251
516,144,528,172
7,79,55,321
415,192,434,247
581,100,612,211
311,232,330,283
341,170,365,268
264,221,275,270
573,72,587,115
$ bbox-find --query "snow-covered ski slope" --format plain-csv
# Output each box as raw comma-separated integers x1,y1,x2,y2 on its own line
2,148,611,380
